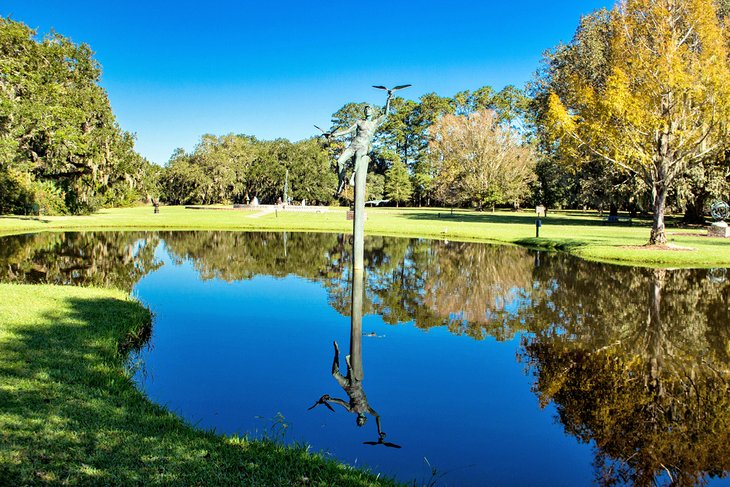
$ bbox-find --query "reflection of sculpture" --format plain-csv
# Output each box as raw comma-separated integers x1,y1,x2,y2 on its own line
308,200,400,447
308,263,397,444
310,341,383,432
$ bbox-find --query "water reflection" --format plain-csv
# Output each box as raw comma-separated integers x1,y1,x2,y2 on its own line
0,232,161,291
309,256,399,448
522,263,730,486
1,231,728,485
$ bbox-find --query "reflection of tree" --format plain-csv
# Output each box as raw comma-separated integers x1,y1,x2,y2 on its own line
522,262,730,486
322,237,535,340
525,257,730,374
0,232,162,292
418,241,533,340
161,231,346,282
162,232,536,340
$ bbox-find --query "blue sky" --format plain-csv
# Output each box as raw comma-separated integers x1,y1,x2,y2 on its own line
5,1,610,165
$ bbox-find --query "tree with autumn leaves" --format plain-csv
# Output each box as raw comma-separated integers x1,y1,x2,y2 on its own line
538,0,730,245
429,109,536,210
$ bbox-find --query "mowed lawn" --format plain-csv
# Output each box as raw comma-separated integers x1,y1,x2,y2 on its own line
1,205,727,267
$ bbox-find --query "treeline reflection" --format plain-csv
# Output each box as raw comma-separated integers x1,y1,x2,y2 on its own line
1,231,728,484
157,231,534,340
0,232,161,291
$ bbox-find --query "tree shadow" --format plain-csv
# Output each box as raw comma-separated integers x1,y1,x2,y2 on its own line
0,289,389,486
399,210,651,228
0,215,51,223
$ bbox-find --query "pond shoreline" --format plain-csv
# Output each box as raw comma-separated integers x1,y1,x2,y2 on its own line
0,283,399,486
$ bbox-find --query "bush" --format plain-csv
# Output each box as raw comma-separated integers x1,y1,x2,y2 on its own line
0,169,68,215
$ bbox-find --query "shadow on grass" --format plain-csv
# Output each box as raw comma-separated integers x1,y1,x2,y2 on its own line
0,289,394,486
400,210,652,228
0,215,51,223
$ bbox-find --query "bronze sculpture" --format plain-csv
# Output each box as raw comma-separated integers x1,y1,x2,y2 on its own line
326,85,411,195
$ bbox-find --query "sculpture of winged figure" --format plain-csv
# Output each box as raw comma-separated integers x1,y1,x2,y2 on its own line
323,85,412,195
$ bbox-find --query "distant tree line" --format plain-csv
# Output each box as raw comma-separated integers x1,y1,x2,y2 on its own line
158,85,534,208
160,135,337,205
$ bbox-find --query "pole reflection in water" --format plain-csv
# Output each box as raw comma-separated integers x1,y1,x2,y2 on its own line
308,239,400,449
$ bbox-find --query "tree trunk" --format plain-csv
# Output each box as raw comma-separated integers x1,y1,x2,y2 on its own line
651,97,671,246
609,203,618,217
682,195,706,225
649,180,668,245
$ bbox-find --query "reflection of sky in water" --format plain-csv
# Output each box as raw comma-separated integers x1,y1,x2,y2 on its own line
131,244,594,486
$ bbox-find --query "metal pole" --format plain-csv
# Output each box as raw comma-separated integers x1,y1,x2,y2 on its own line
353,160,367,271
284,169,289,205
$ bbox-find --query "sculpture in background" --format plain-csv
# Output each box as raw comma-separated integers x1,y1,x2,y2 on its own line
709,200,730,237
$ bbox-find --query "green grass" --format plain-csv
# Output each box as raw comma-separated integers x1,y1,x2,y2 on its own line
1,205,728,267
0,283,398,486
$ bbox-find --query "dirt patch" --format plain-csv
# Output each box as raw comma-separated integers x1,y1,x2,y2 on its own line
621,243,696,251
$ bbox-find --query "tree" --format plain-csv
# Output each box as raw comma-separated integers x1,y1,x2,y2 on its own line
380,93,454,172
429,109,536,209
384,156,412,206
454,86,496,115
366,173,385,201
160,134,336,205
0,17,152,214
286,138,337,204
542,0,730,244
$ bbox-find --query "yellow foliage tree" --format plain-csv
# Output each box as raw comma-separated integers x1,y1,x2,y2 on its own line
545,0,730,244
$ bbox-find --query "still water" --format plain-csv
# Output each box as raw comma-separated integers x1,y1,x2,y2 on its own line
1,231,729,486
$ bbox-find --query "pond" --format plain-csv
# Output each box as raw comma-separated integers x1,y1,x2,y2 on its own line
1,231,729,486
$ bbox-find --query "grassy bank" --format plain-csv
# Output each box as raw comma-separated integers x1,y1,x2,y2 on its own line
0,284,396,486
1,205,728,267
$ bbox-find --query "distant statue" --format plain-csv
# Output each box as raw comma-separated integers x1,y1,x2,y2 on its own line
251,196,259,206
328,85,411,195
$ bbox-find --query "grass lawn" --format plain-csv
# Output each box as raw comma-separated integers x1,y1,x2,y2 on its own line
1,205,728,267
0,284,397,486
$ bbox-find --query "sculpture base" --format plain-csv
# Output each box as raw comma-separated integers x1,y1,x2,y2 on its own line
707,221,730,238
